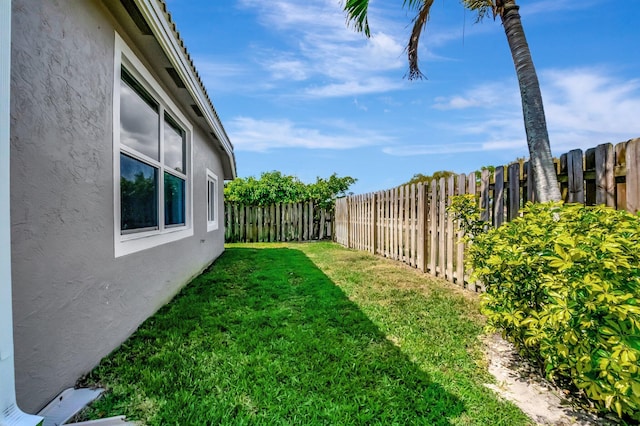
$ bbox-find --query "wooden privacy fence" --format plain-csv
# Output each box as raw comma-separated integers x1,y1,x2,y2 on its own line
225,202,333,243
334,138,640,291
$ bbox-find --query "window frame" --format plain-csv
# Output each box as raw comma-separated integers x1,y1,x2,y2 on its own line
206,169,219,232
113,33,193,257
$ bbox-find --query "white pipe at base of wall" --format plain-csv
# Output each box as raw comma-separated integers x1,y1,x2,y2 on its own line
0,0,43,424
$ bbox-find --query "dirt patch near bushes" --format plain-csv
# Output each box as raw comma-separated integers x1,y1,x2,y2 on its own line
483,333,621,425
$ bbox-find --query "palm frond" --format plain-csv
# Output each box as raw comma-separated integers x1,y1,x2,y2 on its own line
403,0,426,11
344,0,371,37
462,0,496,21
406,0,435,80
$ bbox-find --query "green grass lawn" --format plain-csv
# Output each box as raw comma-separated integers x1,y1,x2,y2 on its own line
78,242,532,425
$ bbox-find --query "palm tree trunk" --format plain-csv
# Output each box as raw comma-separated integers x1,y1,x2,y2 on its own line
501,1,561,202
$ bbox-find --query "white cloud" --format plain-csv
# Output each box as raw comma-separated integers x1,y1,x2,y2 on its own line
238,0,349,36
305,77,406,98
235,0,409,97
389,67,640,158
382,138,530,157
190,59,255,93
541,68,640,150
297,33,403,77
227,116,393,151
433,78,520,110
383,143,484,156
264,57,309,81
204,0,505,98
353,98,368,111
433,82,517,110
367,32,405,65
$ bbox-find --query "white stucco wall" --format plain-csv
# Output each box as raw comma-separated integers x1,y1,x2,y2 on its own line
10,0,227,413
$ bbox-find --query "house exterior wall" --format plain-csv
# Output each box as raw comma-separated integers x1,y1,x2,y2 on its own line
10,0,226,413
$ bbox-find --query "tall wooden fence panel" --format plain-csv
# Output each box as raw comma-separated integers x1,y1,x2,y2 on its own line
333,138,640,290
225,202,332,243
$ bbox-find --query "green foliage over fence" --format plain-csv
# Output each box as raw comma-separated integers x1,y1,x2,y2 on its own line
401,170,455,187
223,171,354,243
224,171,356,210
464,202,640,421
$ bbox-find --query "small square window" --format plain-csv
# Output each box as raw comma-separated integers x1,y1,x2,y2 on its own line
207,170,218,232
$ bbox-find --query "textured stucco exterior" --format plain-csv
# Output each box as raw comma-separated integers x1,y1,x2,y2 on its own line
10,0,229,413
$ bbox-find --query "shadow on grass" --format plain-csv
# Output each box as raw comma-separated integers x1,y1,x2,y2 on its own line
81,247,465,425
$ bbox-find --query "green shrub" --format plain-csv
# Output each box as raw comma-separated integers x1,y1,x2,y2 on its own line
464,202,640,420
447,194,488,240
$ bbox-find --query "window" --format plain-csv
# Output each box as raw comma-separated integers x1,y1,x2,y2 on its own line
207,169,219,232
114,33,192,257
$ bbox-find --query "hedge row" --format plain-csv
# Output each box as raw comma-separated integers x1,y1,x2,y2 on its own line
452,199,640,421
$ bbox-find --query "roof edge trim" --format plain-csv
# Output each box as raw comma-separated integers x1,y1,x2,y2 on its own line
132,0,236,179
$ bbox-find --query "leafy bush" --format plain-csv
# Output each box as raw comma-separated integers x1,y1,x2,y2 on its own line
447,194,488,240
224,171,308,206
224,171,356,210
462,201,640,420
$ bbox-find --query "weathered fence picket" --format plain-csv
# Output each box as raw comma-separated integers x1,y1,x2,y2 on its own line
334,138,640,291
225,202,332,243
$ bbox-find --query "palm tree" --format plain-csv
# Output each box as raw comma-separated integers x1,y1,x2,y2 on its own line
344,0,561,202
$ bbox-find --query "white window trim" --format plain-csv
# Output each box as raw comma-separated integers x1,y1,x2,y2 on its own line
113,32,194,257
206,169,219,232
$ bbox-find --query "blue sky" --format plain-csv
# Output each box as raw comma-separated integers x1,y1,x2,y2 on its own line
166,0,640,194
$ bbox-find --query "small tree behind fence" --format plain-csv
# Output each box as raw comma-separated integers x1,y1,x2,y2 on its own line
334,138,640,290
225,202,333,243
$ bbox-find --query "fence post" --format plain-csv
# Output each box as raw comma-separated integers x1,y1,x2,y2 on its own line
410,184,416,267
438,178,446,277
445,176,455,281
396,187,401,260
507,163,520,221
429,180,437,275
595,143,615,207
615,142,628,209
224,204,230,241
384,190,390,258
389,188,398,259
455,174,466,286
319,208,326,240
372,193,378,254
403,186,409,264
526,161,536,203
302,202,309,241
493,166,505,227
297,203,302,242
346,197,351,248
567,149,585,204
480,169,490,223
626,138,640,214
417,183,426,272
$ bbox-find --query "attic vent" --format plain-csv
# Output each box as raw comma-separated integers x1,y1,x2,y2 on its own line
120,0,153,35
166,67,186,89
210,132,222,146
191,104,203,117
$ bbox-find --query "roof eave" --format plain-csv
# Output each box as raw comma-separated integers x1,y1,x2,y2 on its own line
133,0,236,180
